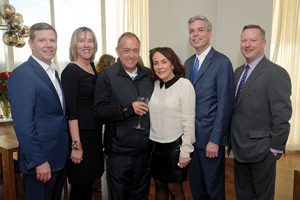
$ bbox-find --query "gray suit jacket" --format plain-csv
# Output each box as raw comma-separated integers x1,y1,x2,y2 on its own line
230,56,292,163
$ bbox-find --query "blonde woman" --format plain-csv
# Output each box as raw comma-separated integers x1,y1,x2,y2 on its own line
61,27,104,199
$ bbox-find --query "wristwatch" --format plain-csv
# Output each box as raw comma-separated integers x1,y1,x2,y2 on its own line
275,153,282,160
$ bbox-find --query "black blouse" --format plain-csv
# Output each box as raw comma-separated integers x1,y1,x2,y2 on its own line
61,63,99,130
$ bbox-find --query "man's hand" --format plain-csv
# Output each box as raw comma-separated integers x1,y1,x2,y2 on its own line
206,141,219,158
132,101,148,116
35,161,51,183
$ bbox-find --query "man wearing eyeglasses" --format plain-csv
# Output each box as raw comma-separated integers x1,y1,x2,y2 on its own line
94,32,154,199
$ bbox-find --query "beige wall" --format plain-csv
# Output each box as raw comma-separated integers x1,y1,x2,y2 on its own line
149,0,273,69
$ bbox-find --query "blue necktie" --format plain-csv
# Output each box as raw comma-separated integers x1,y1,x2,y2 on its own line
235,65,250,101
192,57,200,81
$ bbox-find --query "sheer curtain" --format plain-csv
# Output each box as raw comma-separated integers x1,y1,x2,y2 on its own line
271,0,300,150
117,0,149,66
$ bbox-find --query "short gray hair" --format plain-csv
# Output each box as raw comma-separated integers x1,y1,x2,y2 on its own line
188,15,212,32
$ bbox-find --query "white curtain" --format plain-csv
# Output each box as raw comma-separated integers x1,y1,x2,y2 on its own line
117,0,149,66
271,0,300,150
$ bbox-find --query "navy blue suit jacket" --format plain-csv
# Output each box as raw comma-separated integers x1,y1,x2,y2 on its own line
184,48,235,149
8,56,68,174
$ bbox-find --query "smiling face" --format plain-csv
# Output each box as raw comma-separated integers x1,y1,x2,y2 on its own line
29,29,57,65
152,51,175,82
76,31,95,62
116,35,140,73
188,19,212,54
240,28,266,63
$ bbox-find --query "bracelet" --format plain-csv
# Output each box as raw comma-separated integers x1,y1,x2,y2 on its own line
71,141,82,150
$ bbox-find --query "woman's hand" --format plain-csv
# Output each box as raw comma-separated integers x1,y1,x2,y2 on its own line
177,156,191,168
70,148,83,164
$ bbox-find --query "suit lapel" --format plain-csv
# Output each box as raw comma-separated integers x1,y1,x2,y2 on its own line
234,67,244,87
235,58,266,106
28,57,63,110
55,71,66,114
193,48,214,84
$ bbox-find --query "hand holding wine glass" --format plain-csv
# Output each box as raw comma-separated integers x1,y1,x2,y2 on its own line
133,97,149,130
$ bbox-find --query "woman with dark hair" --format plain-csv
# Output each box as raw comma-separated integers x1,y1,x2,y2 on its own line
148,47,196,199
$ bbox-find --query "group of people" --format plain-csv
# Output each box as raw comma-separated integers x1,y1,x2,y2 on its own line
7,14,291,200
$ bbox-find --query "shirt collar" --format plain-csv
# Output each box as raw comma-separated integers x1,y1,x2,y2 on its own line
246,55,264,70
125,67,138,80
159,75,180,89
31,55,57,73
196,45,212,62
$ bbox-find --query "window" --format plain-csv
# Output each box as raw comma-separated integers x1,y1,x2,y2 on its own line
53,0,103,71
0,35,6,71
1,0,148,71
4,0,114,72
9,0,51,68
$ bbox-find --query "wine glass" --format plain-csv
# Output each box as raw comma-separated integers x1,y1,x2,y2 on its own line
133,97,149,130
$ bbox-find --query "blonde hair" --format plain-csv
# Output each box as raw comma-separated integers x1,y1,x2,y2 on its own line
69,27,98,61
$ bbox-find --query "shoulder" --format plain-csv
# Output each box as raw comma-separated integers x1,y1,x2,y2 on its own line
10,61,34,81
211,48,229,58
8,62,37,93
177,78,196,98
61,63,81,79
102,63,119,74
184,54,196,65
261,58,290,78
210,48,232,66
62,63,79,74
97,64,119,83
234,64,244,73
178,77,194,90
178,77,192,84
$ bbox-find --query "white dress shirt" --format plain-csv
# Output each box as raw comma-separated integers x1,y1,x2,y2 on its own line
31,55,63,109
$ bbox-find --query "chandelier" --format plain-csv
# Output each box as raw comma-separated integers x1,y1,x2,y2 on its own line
0,3,29,47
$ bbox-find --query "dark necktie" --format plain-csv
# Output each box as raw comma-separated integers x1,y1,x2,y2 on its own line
235,65,250,101
192,57,200,81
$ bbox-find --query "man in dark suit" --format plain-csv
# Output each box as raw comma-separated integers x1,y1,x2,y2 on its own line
184,15,235,200
231,25,292,200
8,22,68,200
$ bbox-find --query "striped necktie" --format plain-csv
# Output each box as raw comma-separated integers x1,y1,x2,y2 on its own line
235,65,250,101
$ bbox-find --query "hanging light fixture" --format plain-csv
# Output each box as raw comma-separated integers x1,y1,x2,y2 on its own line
0,3,29,48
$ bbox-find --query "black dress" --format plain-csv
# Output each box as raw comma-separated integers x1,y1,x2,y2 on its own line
61,63,104,185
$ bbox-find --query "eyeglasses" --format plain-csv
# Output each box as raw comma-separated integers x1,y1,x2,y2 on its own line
120,48,140,55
